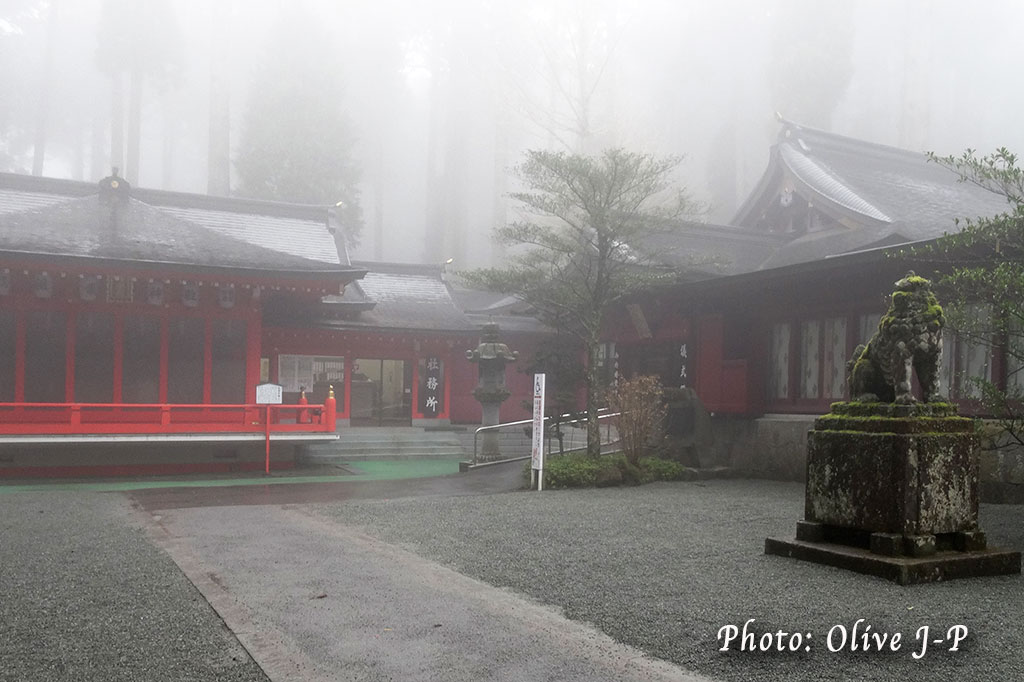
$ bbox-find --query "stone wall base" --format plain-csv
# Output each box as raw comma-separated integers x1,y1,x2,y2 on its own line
704,414,1024,504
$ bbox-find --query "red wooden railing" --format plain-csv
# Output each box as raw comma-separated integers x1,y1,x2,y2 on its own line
0,395,337,436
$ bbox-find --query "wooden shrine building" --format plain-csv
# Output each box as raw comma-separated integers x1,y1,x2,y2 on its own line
604,120,1021,496
0,172,546,476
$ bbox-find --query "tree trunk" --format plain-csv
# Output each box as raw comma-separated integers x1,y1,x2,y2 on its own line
32,0,58,177
207,1,231,195
110,72,125,175
585,339,602,457
126,66,143,185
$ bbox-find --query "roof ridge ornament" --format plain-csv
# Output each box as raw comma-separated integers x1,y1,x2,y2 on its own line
99,168,131,205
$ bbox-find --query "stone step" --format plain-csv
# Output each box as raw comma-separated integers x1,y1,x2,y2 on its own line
304,445,463,456
302,451,463,462
298,427,466,463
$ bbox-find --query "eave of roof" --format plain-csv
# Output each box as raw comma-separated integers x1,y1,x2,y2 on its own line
779,144,892,223
661,235,938,300
0,248,367,281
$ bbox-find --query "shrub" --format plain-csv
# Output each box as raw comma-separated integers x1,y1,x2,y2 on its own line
538,452,695,488
543,453,614,488
637,456,692,482
610,375,667,466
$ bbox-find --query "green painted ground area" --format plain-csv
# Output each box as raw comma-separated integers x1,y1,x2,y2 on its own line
0,459,464,493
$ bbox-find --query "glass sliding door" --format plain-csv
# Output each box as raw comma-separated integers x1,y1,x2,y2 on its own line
350,359,411,426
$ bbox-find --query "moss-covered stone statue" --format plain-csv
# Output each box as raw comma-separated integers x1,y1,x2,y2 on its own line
847,271,944,404
766,271,1021,584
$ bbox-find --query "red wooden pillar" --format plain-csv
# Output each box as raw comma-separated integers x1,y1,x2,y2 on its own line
158,316,169,403
112,313,124,402
697,315,724,410
202,316,213,404
341,356,352,420
65,311,76,402
14,311,25,402
245,309,262,400
442,354,451,420
244,310,262,425
411,357,420,418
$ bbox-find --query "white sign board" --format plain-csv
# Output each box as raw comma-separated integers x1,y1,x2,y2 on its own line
531,373,545,471
255,383,283,405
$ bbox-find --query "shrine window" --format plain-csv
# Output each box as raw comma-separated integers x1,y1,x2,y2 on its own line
278,354,344,409
25,311,66,403
74,311,114,402
1005,320,1024,396
821,317,848,400
122,315,161,403
939,304,992,401
769,322,790,400
167,317,204,403
211,319,247,404
772,316,850,404
798,320,820,399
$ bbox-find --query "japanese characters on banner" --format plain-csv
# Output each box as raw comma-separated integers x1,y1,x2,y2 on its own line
421,356,442,417
679,342,689,389
531,373,545,472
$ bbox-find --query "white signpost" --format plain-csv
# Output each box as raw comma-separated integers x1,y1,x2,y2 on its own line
531,373,546,491
255,383,283,474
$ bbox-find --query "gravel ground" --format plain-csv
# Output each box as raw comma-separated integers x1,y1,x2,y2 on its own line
318,479,1024,682
0,492,268,682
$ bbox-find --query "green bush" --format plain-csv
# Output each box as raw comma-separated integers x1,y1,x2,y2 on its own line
535,452,695,489
637,456,693,482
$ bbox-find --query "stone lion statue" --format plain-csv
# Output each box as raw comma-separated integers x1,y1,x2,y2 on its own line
847,272,945,404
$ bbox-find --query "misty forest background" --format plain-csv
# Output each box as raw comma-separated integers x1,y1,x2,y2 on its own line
2,0,1023,268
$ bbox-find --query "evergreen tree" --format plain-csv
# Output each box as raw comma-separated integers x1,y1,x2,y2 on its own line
919,148,1024,444
465,147,698,456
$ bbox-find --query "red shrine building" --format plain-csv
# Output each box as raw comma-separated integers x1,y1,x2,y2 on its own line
603,121,1021,498
5,120,1023,498
0,172,543,476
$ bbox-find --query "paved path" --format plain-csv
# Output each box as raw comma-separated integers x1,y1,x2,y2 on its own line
131,459,524,511
141,493,712,682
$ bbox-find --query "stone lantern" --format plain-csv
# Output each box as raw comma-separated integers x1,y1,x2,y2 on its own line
466,322,518,460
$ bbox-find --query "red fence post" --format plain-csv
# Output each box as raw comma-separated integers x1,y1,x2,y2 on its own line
298,388,310,424
265,404,271,475
324,385,337,431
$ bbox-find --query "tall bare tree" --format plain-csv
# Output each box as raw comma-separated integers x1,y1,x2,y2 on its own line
95,0,182,183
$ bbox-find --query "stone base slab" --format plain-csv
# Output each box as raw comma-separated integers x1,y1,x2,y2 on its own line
765,537,1020,585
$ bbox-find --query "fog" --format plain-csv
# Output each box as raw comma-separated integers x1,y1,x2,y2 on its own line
2,0,1023,267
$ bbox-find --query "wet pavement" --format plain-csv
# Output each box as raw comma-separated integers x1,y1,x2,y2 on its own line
144,499,709,682
131,459,526,511
2,459,710,680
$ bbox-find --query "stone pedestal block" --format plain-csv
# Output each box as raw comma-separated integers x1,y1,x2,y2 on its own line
766,402,1020,584
805,403,978,540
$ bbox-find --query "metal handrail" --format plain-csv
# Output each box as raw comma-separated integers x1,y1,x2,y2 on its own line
472,409,619,465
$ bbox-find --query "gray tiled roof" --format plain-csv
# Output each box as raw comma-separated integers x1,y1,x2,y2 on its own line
640,221,786,276
157,206,340,265
0,173,356,276
318,262,477,331
735,122,1012,269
